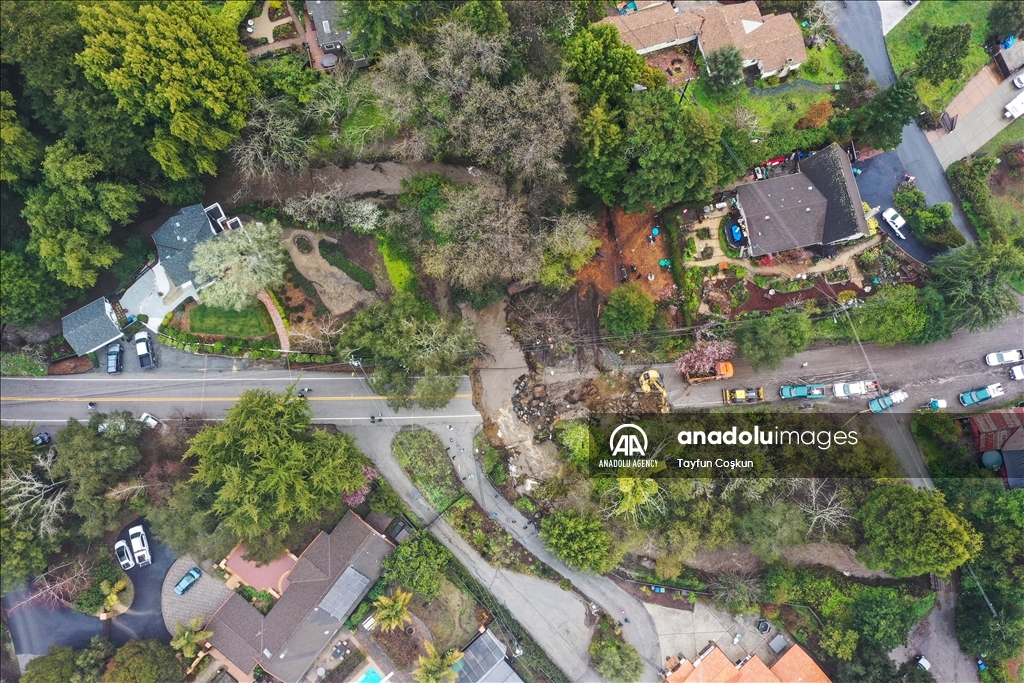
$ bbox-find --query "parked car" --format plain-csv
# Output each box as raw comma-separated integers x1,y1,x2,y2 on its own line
722,387,765,404
833,380,879,397
882,208,907,239
754,166,764,180
114,540,135,571
985,349,1023,366
106,342,122,374
959,384,1005,407
32,432,51,446
780,384,827,399
1011,365,1024,381
134,331,154,369
139,413,161,429
869,390,909,413
128,525,152,567
173,568,202,595
1015,74,1024,89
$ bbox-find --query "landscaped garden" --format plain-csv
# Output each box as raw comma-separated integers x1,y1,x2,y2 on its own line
188,303,271,338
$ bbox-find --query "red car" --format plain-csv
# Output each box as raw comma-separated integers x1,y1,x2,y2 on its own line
765,157,787,166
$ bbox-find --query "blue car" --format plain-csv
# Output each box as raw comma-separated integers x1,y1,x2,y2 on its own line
173,568,201,595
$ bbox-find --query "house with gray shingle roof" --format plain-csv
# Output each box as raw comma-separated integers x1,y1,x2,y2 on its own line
454,629,526,683
61,297,124,356
737,143,868,257
206,511,394,683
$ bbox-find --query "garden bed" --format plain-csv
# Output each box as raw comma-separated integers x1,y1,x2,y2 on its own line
46,355,94,375
608,575,696,612
272,22,297,41
319,239,376,291
189,303,272,338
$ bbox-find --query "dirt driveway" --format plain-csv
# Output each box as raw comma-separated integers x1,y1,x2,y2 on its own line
282,229,375,316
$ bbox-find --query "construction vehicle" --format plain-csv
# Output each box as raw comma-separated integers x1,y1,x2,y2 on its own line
684,361,734,384
638,370,670,413
723,387,765,404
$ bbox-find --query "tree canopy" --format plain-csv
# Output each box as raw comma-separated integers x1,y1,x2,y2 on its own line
101,639,184,683
539,508,614,573
186,388,370,561
917,24,972,86
76,2,256,180
929,242,1023,332
858,486,980,577
859,78,919,149
734,311,812,372
704,46,744,97
601,283,656,337
382,536,452,598
564,24,646,110
190,219,288,311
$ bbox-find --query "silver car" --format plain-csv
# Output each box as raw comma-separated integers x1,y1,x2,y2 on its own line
882,208,907,239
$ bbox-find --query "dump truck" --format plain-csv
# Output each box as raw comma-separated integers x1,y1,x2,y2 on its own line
685,361,734,383
869,389,909,413
723,387,765,404
638,369,670,413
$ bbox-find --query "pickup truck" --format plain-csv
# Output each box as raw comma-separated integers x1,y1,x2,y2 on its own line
869,389,908,413
959,384,1005,407
723,387,765,404
985,349,1023,366
780,384,826,399
833,380,879,397
685,361,734,383
134,331,154,369
128,525,152,567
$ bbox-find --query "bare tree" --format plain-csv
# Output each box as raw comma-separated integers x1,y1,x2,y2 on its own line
105,478,148,502
732,107,763,136
229,97,308,183
8,560,91,611
709,570,763,613
796,478,853,540
803,2,838,37
289,313,347,354
1,448,68,538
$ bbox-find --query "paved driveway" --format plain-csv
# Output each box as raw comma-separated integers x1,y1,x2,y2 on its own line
161,556,232,635
930,71,1023,168
109,522,175,645
853,151,939,263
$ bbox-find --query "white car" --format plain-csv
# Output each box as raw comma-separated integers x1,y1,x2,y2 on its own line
833,380,880,397
128,525,152,567
139,413,161,429
1010,365,1024,381
986,349,1023,366
882,208,907,239
114,540,135,571
1015,74,1024,89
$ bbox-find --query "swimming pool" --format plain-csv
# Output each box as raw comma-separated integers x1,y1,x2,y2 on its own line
355,665,384,683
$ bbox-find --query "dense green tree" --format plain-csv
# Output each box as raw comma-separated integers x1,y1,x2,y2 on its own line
859,77,919,149
911,202,966,250
146,479,237,563
850,284,926,345
540,508,614,573
836,642,897,683
704,45,744,97
956,586,1024,665
988,0,1024,42
21,637,115,683
101,639,184,683
0,91,43,182
915,285,955,344
189,219,288,311
187,388,369,562
382,536,451,598
563,24,646,109
601,283,656,336
253,54,321,104
858,486,980,577
734,311,812,372
576,99,629,206
170,615,213,661
456,0,511,35
412,369,460,411
590,637,644,683
339,0,453,58
930,242,1023,331
619,89,722,212
917,24,972,86
852,588,934,650
736,501,807,561
1,423,37,474
412,641,464,683
22,141,141,289
944,482,1024,594
52,413,143,538
76,2,256,180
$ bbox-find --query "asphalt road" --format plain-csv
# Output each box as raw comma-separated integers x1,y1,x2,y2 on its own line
854,150,939,263
3,522,174,661
831,0,974,246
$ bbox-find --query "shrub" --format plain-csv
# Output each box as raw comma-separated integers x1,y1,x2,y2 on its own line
602,283,656,336
318,240,376,291
765,75,781,87
803,52,822,75
795,100,833,129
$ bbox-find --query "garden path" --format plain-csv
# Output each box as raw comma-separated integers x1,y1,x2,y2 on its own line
257,290,291,352
281,229,375,316
248,2,301,46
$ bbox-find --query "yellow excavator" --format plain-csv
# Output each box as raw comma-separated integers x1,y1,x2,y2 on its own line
638,370,670,413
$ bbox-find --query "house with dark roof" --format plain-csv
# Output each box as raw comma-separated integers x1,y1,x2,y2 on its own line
61,297,124,356
736,143,868,257
206,511,394,683
600,1,807,78
305,0,366,67
454,629,525,683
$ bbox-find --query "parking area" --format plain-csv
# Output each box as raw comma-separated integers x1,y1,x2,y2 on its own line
645,600,785,669
161,556,233,636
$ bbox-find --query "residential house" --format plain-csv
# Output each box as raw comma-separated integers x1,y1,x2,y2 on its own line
600,1,807,79
735,143,868,257
305,0,367,67
454,629,526,683
206,511,394,683
61,202,237,352
664,642,831,683
61,297,124,357
969,408,1024,489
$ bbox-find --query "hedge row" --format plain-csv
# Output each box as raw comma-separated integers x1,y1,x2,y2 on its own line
288,353,335,364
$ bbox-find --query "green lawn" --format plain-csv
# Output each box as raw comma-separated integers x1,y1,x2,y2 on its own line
0,352,46,377
885,0,993,111
800,42,846,85
979,119,1024,293
188,304,271,338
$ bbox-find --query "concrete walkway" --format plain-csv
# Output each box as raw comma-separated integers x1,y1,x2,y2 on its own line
929,67,1022,169
878,0,919,36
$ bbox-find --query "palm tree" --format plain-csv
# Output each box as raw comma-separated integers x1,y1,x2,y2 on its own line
101,577,130,611
413,642,464,683
373,588,413,633
171,615,214,660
